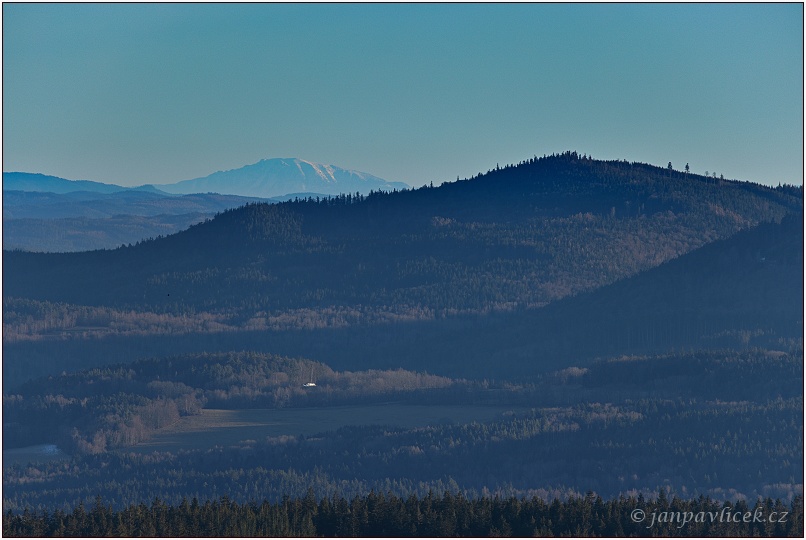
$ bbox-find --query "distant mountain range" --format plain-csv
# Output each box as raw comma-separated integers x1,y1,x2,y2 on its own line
3,158,409,199
2,172,140,195
3,190,269,220
2,188,274,252
3,158,409,251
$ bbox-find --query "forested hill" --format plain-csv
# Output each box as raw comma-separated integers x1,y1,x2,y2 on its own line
4,152,801,321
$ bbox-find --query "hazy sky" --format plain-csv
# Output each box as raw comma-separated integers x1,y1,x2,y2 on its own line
3,3,803,187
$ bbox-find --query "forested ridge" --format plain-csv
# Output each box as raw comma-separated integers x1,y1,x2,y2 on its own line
5,153,799,317
4,207,801,386
3,153,802,387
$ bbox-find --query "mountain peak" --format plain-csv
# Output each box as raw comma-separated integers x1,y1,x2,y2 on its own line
157,158,409,198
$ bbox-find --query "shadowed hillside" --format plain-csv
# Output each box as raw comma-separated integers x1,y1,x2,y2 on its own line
4,153,799,316
3,153,802,387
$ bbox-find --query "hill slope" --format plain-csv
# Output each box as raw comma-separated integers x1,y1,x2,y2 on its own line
4,153,799,316
3,152,802,388
7,209,799,389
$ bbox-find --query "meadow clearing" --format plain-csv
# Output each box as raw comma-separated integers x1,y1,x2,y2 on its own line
128,403,525,453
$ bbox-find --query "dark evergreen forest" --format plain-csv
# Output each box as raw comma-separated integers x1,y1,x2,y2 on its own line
4,491,803,537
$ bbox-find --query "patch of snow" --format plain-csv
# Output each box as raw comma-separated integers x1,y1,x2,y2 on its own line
324,164,337,180
298,159,336,183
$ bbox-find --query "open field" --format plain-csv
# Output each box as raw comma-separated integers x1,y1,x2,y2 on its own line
128,403,525,453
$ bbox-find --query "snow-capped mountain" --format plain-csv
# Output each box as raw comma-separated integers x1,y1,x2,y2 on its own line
153,158,410,198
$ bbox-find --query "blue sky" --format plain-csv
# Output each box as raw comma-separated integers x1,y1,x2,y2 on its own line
3,3,803,187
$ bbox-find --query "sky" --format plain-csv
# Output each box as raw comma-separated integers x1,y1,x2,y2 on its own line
3,3,803,188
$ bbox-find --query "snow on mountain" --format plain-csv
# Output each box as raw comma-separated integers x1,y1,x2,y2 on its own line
155,158,410,198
